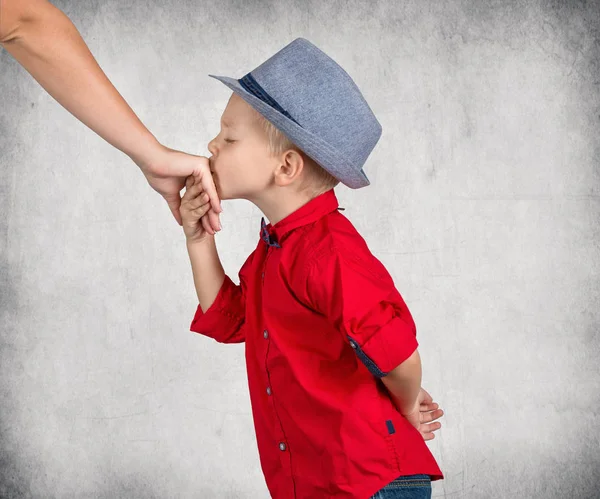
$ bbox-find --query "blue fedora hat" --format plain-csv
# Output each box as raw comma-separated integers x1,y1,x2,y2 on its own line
208,38,381,189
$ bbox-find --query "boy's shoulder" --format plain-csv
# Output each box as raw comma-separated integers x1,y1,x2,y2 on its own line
297,209,384,277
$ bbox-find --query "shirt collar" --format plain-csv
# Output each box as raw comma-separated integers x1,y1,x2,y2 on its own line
260,188,340,247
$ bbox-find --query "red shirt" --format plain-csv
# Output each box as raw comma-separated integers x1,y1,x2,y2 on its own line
190,188,443,498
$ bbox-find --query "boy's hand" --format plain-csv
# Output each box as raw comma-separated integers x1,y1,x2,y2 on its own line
180,173,219,243
402,387,444,441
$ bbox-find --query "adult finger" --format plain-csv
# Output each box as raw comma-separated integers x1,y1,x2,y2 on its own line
192,171,220,233
195,169,223,219
206,207,221,232
164,193,183,226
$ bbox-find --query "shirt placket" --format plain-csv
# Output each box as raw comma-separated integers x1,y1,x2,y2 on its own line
260,225,295,495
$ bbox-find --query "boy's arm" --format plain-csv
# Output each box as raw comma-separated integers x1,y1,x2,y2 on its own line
304,246,420,411
187,236,225,312
187,235,250,344
380,348,422,415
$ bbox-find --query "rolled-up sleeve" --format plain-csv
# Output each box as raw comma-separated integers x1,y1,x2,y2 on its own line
189,251,254,344
305,246,418,377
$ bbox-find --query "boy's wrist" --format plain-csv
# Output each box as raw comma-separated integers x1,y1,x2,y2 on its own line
186,233,214,246
386,386,420,415
399,398,420,416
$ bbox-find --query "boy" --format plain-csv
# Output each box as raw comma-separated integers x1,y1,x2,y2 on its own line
180,38,444,499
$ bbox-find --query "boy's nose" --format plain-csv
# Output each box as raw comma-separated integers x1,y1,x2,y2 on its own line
207,138,218,156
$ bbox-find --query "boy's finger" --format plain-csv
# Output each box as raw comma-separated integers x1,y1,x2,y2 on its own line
191,199,211,217
188,192,209,210
184,181,202,201
201,213,214,235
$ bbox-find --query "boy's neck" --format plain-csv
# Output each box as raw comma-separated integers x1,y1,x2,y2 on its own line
249,186,328,227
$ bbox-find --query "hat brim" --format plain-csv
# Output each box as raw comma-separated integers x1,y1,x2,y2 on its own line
208,74,370,189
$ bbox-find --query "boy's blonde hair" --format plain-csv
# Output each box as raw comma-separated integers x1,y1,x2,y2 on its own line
257,114,340,197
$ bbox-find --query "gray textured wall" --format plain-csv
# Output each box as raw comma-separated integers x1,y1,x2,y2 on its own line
1,0,599,497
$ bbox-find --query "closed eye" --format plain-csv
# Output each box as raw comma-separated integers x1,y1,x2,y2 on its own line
224,139,236,143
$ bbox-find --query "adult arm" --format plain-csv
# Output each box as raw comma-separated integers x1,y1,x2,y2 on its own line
0,0,222,229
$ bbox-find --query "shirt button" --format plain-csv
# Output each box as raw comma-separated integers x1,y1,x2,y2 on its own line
279,442,286,451
266,387,272,395
263,330,269,339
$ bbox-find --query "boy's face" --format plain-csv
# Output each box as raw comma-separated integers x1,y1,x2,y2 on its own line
207,93,277,201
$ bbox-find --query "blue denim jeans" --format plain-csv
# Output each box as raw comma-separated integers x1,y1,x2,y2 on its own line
369,474,431,499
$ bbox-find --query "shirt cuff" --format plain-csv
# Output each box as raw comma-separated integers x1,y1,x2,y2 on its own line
190,274,245,343
347,313,419,377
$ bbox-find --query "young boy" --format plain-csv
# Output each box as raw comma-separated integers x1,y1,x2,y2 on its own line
180,38,444,499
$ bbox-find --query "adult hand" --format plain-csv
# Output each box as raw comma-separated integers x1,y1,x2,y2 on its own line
138,144,222,232
401,387,444,441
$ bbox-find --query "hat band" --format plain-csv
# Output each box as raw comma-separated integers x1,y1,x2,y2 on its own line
238,73,301,127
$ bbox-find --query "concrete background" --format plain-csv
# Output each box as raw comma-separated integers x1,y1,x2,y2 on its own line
1,0,599,497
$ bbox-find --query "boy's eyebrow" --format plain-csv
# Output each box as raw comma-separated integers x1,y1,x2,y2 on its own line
221,119,235,128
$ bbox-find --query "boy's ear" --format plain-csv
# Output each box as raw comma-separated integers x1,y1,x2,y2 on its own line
282,149,305,178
